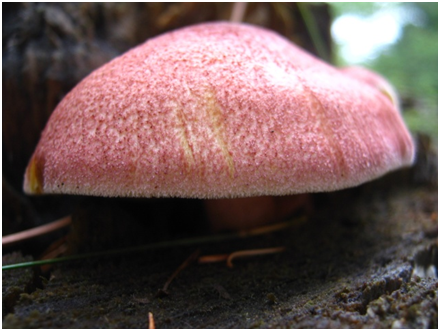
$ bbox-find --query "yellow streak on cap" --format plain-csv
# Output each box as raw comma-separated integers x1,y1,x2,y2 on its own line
24,156,44,194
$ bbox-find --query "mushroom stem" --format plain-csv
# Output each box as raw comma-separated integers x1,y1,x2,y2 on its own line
204,194,310,231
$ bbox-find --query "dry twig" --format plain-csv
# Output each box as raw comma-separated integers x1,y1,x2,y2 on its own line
198,246,286,268
2,216,72,246
148,312,155,329
230,2,247,22
156,249,200,297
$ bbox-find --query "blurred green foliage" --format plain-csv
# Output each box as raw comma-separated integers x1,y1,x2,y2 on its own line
330,2,438,142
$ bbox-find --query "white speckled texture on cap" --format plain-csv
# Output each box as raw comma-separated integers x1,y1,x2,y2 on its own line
24,22,415,198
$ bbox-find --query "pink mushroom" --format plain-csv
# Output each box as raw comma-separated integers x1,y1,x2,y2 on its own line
23,22,415,231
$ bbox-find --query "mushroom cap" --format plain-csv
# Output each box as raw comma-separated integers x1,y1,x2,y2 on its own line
24,22,415,198
340,66,400,110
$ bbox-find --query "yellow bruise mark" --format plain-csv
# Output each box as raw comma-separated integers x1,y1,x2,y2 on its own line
204,89,236,179
24,155,44,194
300,81,348,178
174,103,195,173
379,85,398,108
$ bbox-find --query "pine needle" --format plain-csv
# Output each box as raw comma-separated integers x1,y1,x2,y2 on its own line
2,216,306,271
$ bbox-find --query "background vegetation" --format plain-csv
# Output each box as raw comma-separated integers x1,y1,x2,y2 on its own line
330,2,438,143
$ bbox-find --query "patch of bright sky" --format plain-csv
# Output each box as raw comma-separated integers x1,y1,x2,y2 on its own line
331,3,425,64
